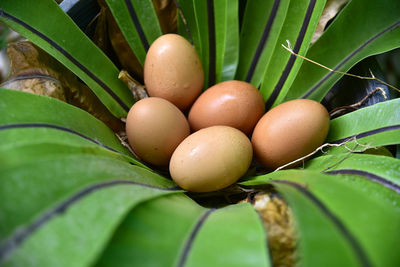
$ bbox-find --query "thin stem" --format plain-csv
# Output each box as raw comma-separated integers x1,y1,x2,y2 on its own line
282,41,400,94
273,137,374,172
329,87,387,118
173,0,193,45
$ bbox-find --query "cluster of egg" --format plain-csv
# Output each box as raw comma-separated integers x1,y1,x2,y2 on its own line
126,34,330,192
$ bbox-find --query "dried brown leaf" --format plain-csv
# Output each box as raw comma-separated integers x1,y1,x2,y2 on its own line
2,41,124,132
94,0,144,82
118,70,148,102
107,12,144,82
311,0,350,44
153,0,177,34
2,75,66,101
92,3,110,53
3,40,67,100
242,192,297,267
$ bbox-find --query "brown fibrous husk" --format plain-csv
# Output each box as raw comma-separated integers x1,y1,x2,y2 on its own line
242,192,298,267
2,40,124,132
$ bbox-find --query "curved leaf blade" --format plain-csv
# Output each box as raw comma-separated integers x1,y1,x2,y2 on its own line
305,153,400,191
177,0,239,88
0,88,133,158
235,0,289,88
286,0,400,102
185,203,270,267
0,0,134,117
326,98,400,144
2,182,177,267
0,154,174,244
260,0,325,108
214,0,239,83
96,195,270,267
0,128,139,168
271,182,362,267
0,153,176,265
177,0,200,49
95,194,207,267
193,0,210,87
105,0,163,66
242,170,400,266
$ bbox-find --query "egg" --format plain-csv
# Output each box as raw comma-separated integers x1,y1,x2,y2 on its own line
251,99,330,170
125,97,190,166
188,80,265,135
170,126,253,192
144,34,204,110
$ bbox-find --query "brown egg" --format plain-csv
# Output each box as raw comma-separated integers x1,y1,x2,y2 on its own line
170,126,253,192
125,97,190,166
251,99,330,170
144,34,204,110
188,80,265,135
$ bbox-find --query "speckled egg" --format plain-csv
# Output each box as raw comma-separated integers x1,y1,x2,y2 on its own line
251,99,330,170
144,34,204,110
126,97,190,166
170,126,253,192
188,80,265,135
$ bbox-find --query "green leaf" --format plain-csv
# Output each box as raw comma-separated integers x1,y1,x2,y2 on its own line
177,0,209,87
324,98,400,152
0,88,133,158
2,182,177,267
0,131,122,167
192,0,210,87
235,0,289,88
269,182,361,267
184,203,270,267
286,0,400,102
327,98,400,141
0,0,134,118
177,0,200,49
320,99,400,154
105,0,163,66
0,128,141,168
242,170,400,266
96,195,270,267
0,154,177,266
305,153,400,191
0,154,173,242
214,0,239,83
177,0,239,88
95,194,206,266
259,0,325,108
328,128,400,155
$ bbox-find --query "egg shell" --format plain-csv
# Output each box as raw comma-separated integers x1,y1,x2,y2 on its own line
188,80,265,135
125,97,190,167
170,125,253,192
251,99,330,170
144,34,204,111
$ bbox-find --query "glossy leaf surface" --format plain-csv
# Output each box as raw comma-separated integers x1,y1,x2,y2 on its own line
0,88,133,158
235,0,289,88
184,203,270,267
305,153,400,191
326,98,400,148
96,194,270,267
242,169,400,266
286,0,400,102
0,129,133,167
105,0,163,66
214,0,239,83
1,175,176,266
259,0,325,108
177,0,239,88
